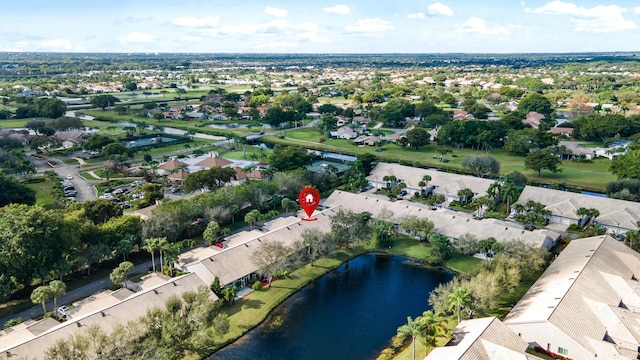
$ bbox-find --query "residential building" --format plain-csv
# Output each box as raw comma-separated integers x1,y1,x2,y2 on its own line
366,163,495,203
329,126,357,139
426,317,542,360
0,273,215,359
323,191,560,249
516,186,640,234
504,235,640,359
54,131,86,149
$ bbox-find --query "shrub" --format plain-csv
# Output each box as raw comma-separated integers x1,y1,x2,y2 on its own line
4,317,23,329
252,282,263,291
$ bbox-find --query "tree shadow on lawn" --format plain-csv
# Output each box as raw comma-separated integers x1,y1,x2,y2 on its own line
225,298,264,317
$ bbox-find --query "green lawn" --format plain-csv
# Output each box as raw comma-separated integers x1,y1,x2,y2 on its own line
26,180,55,209
0,118,34,128
445,253,482,276
265,131,617,192
216,146,272,161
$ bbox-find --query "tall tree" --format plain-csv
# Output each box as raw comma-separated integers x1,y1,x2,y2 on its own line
462,155,500,178
525,148,562,176
405,128,430,150
31,285,53,315
203,221,221,245
250,241,292,287
448,286,473,324
49,280,67,317
397,316,423,360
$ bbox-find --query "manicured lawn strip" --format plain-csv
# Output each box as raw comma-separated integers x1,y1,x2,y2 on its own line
79,172,101,180
216,146,272,161
445,253,483,276
381,235,432,260
264,133,616,192
26,180,54,209
0,118,30,128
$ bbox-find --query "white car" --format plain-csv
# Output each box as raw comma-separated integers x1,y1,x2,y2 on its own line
66,175,73,180
58,306,69,315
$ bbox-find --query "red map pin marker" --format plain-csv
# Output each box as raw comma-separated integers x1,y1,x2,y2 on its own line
298,187,320,221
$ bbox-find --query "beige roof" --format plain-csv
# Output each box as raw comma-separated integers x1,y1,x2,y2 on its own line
132,205,158,220
517,186,640,231
195,155,233,168
158,158,185,171
184,212,334,286
427,317,541,360
367,163,495,198
505,235,640,358
2,273,215,358
323,191,559,249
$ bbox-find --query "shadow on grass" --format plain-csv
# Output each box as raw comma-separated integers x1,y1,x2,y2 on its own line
224,298,264,317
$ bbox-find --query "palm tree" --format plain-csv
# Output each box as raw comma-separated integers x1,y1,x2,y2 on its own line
157,237,169,274
487,181,501,204
514,203,526,216
49,280,67,318
143,238,159,272
422,175,432,189
588,208,600,227
382,175,397,188
501,181,518,214
31,286,53,315
420,310,447,355
397,316,423,360
163,243,181,277
623,231,640,251
448,286,473,324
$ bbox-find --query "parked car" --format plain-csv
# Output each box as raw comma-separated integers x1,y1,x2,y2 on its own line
66,175,73,180
524,224,537,231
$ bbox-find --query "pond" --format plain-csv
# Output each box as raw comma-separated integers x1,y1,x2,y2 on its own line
211,253,452,360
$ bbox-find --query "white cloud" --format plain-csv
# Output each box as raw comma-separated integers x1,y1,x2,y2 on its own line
428,2,453,16
457,17,511,35
40,38,72,50
408,12,426,19
219,19,290,36
323,4,351,15
118,32,156,43
265,6,288,18
345,18,394,33
634,6,640,14
528,1,635,32
172,16,220,27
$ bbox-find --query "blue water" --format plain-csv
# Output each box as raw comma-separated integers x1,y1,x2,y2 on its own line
211,253,452,360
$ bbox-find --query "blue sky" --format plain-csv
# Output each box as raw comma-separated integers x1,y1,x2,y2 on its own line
1,1,640,53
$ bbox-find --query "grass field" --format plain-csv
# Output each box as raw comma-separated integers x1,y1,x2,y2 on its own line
266,130,617,192
26,180,55,208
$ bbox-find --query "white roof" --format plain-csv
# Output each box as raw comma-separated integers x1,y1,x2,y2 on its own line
323,191,559,249
516,186,640,231
1,273,214,358
183,212,334,286
367,163,495,198
505,235,640,358
426,317,540,360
